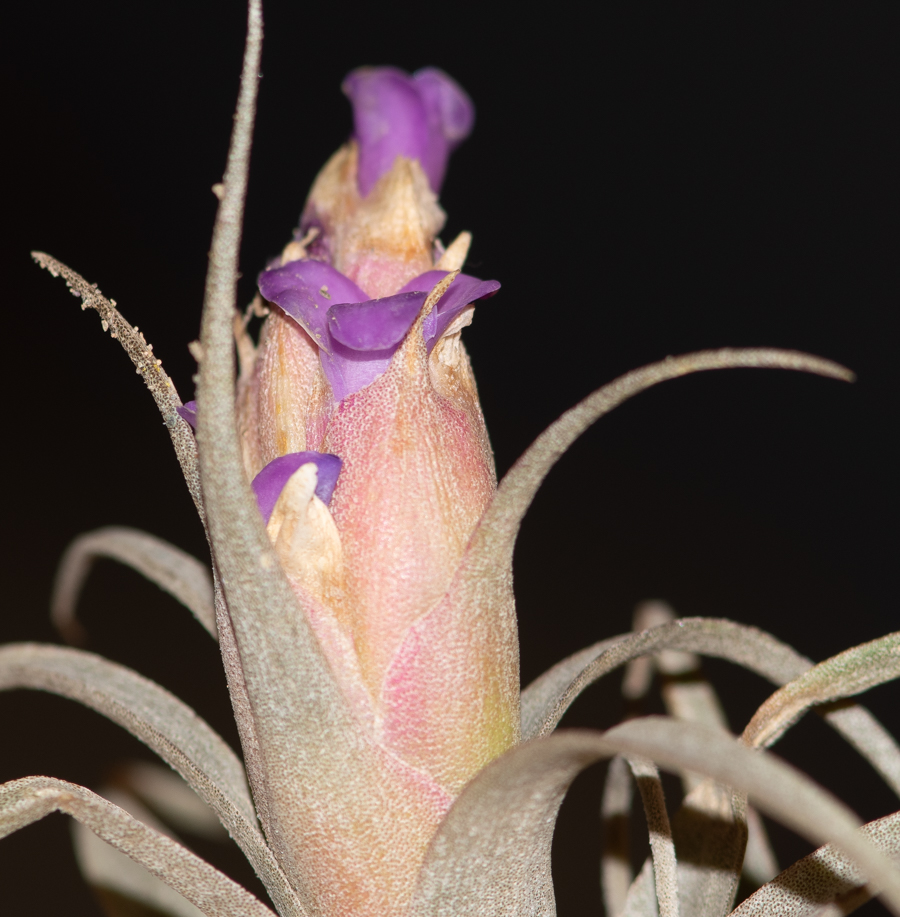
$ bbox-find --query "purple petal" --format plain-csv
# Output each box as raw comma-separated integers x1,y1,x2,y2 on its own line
342,66,474,196
258,260,369,350
412,68,475,192
398,271,500,348
258,259,497,404
322,288,446,399
176,401,198,430
320,346,396,404
343,68,427,198
328,291,429,351
251,452,343,525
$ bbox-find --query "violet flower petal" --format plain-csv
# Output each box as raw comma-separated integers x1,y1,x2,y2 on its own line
343,67,474,196
252,452,343,525
320,346,396,404
258,260,498,402
343,68,426,198
259,260,369,352
399,271,501,348
328,291,429,351
412,68,476,193
176,401,198,429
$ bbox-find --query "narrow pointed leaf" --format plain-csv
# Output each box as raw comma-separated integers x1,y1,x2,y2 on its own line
0,776,276,917
31,252,203,519
743,631,900,749
0,643,305,917
51,527,216,643
453,350,850,673
730,811,900,917
410,719,900,917
195,0,353,887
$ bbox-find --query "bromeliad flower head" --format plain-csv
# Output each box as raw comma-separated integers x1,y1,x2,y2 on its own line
22,10,874,917
293,67,474,299
233,63,519,917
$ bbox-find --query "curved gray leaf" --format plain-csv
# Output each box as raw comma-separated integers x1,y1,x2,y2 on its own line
410,719,900,917
628,758,679,917
30,252,203,520
51,526,216,644
73,785,207,917
671,779,747,917
622,778,748,917
522,618,809,738
602,755,636,917
521,617,900,804
0,776,275,917
631,601,777,904
743,631,900,749
456,350,850,689
620,783,749,917
521,634,628,739
0,643,304,917
730,811,900,917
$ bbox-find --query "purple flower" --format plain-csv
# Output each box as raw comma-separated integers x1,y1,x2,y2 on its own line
258,259,499,402
251,452,343,524
343,67,475,196
176,400,198,429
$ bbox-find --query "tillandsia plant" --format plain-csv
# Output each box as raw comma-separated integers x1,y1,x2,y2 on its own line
5,2,900,916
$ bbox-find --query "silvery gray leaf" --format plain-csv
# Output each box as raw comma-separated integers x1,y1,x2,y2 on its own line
0,643,304,917
730,810,900,917
628,757,680,917
30,252,203,520
192,8,445,911
602,755,636,917
743,631,900,749
0,776,277,917
73,784,207,917
521,617,900,803
410,719,900,917
51,526,216,644
630,602,776,907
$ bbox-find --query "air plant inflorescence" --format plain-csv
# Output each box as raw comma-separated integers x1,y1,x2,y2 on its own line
4,3,900,917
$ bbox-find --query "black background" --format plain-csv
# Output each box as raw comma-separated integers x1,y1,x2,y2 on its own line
2,2,899,914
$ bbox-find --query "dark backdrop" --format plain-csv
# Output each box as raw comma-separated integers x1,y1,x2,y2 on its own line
2,2,899,914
